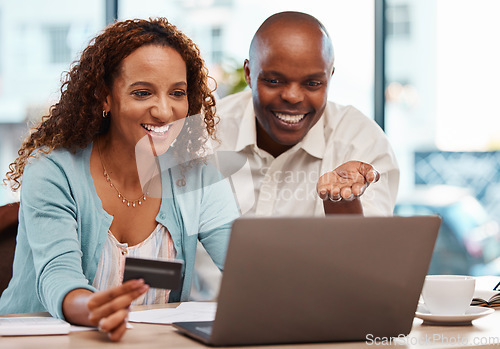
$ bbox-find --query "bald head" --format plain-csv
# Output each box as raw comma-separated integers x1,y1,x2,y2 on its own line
243,11,336,156
249,11,334,69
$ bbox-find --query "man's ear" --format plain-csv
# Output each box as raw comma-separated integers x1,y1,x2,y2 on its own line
243,59,252,88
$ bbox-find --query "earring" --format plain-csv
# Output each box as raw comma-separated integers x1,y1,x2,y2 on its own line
102,110,109,118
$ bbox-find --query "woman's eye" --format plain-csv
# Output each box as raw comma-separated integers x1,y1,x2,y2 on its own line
172,90,187,97
132,90,151,97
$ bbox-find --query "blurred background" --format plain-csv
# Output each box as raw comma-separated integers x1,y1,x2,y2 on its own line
0,0,499,275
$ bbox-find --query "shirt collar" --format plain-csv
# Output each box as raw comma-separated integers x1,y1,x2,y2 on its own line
299,115,325,159
234,98,258,152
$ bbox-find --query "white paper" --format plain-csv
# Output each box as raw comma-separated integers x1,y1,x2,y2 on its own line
128,302,217,324
69,322,133,332
69,325,98,332
473,276,500,301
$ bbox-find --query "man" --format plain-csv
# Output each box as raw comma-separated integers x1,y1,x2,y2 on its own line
216,11,399,217
190,11,400,300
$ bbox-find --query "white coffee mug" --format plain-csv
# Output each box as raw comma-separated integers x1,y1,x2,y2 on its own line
421,275,475,315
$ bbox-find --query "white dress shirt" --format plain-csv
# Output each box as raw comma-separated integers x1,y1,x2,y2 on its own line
190,90,400,301
215,90,400,217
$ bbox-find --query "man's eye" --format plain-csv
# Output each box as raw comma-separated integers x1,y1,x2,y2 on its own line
307,81,322,87
132,90,151,97
264,78,280,84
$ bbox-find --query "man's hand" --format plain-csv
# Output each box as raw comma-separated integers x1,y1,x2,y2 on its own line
317,161,380,214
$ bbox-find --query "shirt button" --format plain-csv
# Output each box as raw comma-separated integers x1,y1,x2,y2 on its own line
159,213,166,220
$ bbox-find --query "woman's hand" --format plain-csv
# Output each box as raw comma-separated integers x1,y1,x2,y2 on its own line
63,279,149,341
88,279,149,341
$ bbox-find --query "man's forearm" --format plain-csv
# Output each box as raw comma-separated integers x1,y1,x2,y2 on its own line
323,198,363,215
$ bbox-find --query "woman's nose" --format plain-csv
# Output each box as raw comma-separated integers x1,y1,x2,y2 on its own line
151,97,174,122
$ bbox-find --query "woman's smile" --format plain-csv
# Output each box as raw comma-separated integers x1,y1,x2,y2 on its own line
141,123,173,137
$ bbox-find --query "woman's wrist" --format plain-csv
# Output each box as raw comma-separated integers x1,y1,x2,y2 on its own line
62,288,94,326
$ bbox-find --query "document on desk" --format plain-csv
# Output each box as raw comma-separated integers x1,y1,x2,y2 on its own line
128,302,217,324
472,276,500,307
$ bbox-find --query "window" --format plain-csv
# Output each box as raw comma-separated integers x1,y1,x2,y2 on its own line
211,26,223,64
118,0,374,113
0,9,3,81
44,25,71,64
386,0,500,275
0,0,105,204
386,3,411,38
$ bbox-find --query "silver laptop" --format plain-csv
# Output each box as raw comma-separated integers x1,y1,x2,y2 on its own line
173,215,441,346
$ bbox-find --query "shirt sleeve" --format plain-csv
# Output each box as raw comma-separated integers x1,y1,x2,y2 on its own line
20,154,96,319
357,120,399,216
358,148,399,216
328,105,400,216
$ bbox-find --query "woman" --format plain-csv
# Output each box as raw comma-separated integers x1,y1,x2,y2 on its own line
0,18,239,341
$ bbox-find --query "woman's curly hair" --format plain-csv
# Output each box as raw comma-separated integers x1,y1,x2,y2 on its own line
5,17,217,191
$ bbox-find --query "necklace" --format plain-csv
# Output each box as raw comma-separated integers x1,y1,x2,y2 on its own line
97,139,147,208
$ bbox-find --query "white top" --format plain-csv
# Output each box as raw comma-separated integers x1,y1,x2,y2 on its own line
93,223,176,305
215,90,400,217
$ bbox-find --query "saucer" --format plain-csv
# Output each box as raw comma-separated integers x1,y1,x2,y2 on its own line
415,304,494,326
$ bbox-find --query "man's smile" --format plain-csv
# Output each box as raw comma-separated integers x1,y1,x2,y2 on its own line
273,112,307,125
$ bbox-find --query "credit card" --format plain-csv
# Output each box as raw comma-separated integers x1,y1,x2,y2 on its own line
123,257,183,290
